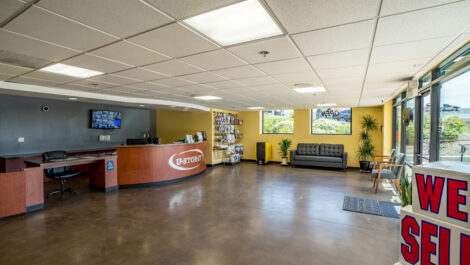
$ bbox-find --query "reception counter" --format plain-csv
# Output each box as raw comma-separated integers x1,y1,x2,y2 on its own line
117,142,207,187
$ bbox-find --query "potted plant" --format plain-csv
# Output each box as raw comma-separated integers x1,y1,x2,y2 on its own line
400,174,412,206
279,138,292,166
356,115,377,172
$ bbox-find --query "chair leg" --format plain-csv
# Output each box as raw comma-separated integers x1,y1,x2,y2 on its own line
393,179,401,194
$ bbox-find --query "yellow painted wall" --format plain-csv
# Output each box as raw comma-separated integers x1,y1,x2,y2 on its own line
156,109,215,164
238,107,384,167
382,99,393,156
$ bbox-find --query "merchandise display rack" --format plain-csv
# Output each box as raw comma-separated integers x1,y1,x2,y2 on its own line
213,111,244,165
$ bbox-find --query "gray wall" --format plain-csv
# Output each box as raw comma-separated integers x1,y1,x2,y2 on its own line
0,94,156,156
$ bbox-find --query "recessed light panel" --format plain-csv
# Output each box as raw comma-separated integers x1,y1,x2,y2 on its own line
183,0,283,46
193,95,222,100
294,86,325,93
40,63,103,78
248,106,264,110
317,103,336,107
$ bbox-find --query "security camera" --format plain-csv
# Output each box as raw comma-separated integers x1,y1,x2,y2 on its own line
41,105,49,112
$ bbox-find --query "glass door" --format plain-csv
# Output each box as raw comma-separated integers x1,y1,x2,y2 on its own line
439,69,470,162
420,93,431,164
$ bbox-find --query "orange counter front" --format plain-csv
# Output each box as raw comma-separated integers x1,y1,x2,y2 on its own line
116,142,207,187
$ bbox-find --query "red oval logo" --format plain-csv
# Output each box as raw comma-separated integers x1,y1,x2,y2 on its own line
169,149,205,171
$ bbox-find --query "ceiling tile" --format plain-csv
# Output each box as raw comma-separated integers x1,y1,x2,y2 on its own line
62,54,132,73
179,72,226,83
143,59,203,76
5,6,117,51
113,68,168,81
71,79,117,89
90,74,139,85
107,86,148,93
9,76,62,87
0,62,32,76
227,36,301,64
292,20,374,56
271,71,320,86
179,49,246,70
316,65,366,79
367,58,430,76
128,22,218,58
380,0,461,16
323,77,364,88
307,49,370,70
155,77,195,87
204,80,242,89
266,0,378,34
0,0,26,23
255,58,311,75
37,0,174,38
0,73,14,80
91,41,170,67
146,0,243,19
212,65,264,79
371,36,453,63
375,2,470,46
130,82,170,90
235,76,278,86
0,29,80,64
57,83,101,92
20,70,80,83
177,84,215,94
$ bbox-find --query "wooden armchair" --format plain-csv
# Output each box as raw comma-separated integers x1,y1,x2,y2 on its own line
371,153,405,193
369,148,396,179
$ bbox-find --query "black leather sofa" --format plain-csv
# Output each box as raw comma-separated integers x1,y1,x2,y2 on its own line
290,143,347,169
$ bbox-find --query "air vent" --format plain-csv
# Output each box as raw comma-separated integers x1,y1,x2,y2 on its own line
0,50,51,69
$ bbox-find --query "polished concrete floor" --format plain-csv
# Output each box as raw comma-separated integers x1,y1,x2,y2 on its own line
0,163,400,265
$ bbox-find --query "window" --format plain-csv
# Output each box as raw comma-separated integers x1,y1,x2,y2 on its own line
311,108,351,135
420,94,431,164
262,110,294,134
440,48,470,76
420,72,431,88
438,69,470,162
394,104,402,152
404,99,415,162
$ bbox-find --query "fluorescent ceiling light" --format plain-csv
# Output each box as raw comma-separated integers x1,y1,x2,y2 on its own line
193,95,222,100
40,63,103,78
248,106,264,110
68,97,78,100
294,86,325,93
317,103,336,107
183,0,283,46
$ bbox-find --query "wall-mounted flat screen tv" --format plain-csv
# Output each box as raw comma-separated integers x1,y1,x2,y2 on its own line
90,110,122,129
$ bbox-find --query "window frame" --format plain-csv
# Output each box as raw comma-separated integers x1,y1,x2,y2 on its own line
310,108,352,135
261,109,294,135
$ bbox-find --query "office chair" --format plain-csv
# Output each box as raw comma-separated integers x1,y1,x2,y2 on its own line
42,151,80,200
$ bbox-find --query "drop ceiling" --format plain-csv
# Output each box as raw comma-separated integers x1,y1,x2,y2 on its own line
0,0,469,110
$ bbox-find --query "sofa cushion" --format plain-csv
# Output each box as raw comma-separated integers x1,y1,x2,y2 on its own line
294,155,342,163
297,144,319,156
319,144,344,157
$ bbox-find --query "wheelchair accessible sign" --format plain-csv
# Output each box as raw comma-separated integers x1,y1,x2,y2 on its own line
107,160,114,171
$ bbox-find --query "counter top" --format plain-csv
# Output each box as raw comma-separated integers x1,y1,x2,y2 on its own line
0,146,117,159
117,142,206,148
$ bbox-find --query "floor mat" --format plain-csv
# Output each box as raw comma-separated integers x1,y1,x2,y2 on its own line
343,196,383,216
343,196,401,219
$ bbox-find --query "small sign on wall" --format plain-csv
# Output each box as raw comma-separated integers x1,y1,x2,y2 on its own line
107,160,114,171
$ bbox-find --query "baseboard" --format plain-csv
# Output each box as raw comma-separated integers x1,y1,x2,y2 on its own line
26,203,44,213
119,170,206,189
89,185,119,192
207,163,222,167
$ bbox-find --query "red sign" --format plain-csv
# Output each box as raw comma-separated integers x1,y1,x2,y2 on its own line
168,149,205,171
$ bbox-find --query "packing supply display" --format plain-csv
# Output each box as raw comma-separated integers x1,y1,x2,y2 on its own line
214,112,242,125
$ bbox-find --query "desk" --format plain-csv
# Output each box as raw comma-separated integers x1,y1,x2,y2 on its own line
117,142,206,187
25,154,118,192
